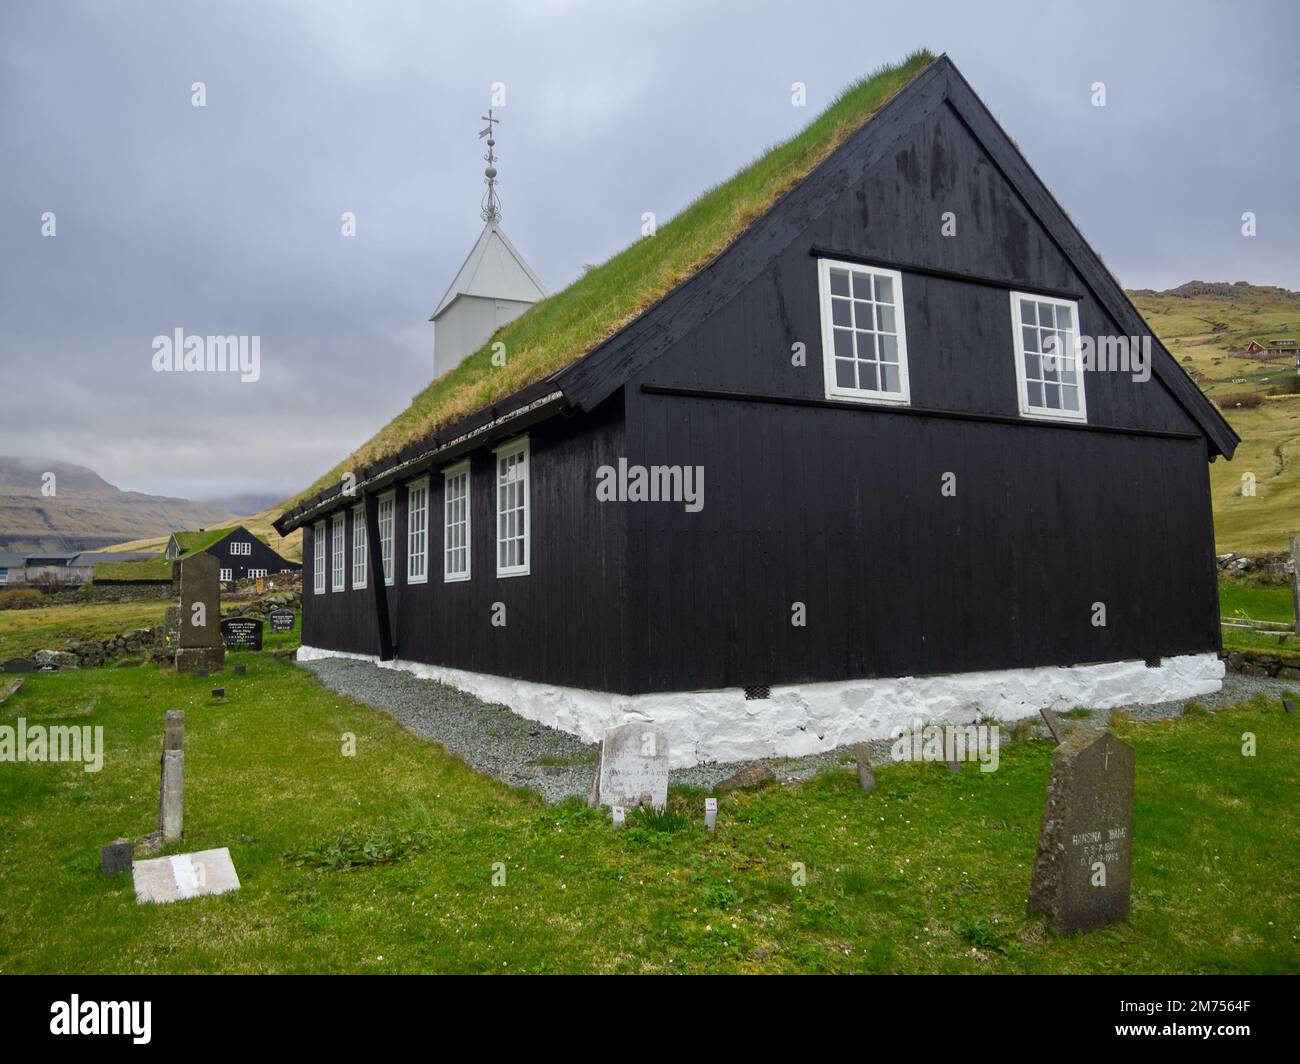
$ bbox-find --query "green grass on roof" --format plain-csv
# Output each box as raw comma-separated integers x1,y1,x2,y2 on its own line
289,50,935,508
173,527,240,556
93,559,173,583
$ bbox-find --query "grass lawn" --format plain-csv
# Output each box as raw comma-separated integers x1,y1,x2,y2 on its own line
0,658,1296,973
1218,579,1298,654
0,600,169,660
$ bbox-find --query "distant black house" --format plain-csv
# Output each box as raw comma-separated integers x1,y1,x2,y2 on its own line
276,55,1237,767
164,526,300,583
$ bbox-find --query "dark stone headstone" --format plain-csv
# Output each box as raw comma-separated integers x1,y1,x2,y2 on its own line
269,608,295,634
101,839,132,876
176,553,224,674
2,658,35,674
219,616,264,651
212,688,225,699
1284,698,1295,715
1039,707,1067,745
1028,730,1134,936
196,668,208,679
234,665,246,677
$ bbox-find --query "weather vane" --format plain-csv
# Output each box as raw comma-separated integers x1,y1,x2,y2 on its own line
479,108,501,223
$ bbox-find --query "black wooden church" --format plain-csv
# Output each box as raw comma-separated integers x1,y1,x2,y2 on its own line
276,55,1236,766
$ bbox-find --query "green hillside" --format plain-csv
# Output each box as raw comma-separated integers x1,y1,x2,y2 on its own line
1130,281,1300,556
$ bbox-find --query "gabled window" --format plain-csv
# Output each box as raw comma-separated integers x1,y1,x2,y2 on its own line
331,512,346,592
378,491,395,586
312,521,325,595
230,541,251,556
351,504,367,589
818,259,910,405
443,461,471,582
495,438,530,577
406,478,429,584
1011,292,1087,422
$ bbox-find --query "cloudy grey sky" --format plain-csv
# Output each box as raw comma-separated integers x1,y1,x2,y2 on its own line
1,0,1296,504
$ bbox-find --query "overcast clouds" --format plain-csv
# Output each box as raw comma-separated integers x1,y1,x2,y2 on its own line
1,0,1296,502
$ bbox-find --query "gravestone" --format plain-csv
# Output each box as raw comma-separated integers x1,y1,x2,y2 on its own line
176,553,224,674
704,797,718,832
594,722,668,811
1284,698,1295,715
163,606,181,647
158,711,184,843
1028,730,1134,935
1039,707,1067,745
1290,534,1300,635
101,838,132,876
133,847,241,904
2,658,34,674
852,744,875,792
0,677,23,706
269,608,295,634
220,616,264,650
234,665,246,677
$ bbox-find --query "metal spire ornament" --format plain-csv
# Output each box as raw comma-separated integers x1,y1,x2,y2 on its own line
479,108,501,223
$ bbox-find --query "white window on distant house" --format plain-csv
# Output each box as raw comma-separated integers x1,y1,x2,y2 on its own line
407,478,429,583
0,568,8,586
378,491,395,586
443,461,471,582
331,512,346,592
313,521,325,594
818,259,910,405
248,568,267,579
1010,292,1087,422
219,568,233,582
230,541,251,556
351,504,367,589
495,438,530,577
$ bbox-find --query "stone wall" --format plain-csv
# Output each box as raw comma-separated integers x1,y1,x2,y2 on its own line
1220,649,1300,681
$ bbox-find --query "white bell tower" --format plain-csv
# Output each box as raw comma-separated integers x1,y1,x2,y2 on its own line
430,109,546,377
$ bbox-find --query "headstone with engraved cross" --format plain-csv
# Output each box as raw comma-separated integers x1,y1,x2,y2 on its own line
175,553,224,674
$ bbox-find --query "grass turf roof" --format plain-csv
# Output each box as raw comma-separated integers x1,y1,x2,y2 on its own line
92,559,173,582
288,49,935,509
172,526,240,556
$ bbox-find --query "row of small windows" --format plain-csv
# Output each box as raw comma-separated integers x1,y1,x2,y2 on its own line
817,258,1087,423
312,438,530,595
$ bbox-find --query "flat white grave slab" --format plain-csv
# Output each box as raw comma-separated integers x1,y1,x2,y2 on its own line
133,847,240,904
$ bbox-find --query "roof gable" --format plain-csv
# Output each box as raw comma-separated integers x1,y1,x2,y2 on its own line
432,222,547,319
278,51,1235,532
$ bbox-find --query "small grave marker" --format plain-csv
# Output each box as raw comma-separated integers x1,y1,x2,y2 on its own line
269,608,296,634
0,677,24,706
234,665,246,677
593,722,668,811
1028,730,1134,935
1283,698,1295,715
133,847,241,904
219,616,264,651
2,658,34,674
100,838,132,876
611,805,626,828
1039,707,1066,744
212,688,225,699
704,797,717,832
852,745,875,792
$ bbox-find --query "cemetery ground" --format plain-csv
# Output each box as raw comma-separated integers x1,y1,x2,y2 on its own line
0,654,1296,974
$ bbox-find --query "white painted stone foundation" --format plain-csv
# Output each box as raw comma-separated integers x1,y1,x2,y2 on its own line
296,647,1224,769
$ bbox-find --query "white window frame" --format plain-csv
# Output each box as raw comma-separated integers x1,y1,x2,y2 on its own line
219,568,233,582
312,521,326,595
818,258,911,406
331,511,346,592
378,491,395,586
494,437,530,578
230,541,251,556
1010,291,1088,424
351,504,367,590
406,477,429,584
443,460,472,583
248,568,267,579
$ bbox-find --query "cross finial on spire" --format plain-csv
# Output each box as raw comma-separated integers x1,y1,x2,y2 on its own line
479,108,501,223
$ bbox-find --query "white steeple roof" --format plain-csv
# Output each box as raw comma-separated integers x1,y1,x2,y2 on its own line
430,221,547,320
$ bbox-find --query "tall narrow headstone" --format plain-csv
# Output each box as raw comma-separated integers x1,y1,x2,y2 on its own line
1028,730,1134,935
176,554,224,674
1290,534,1300,635
159,710,184,842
